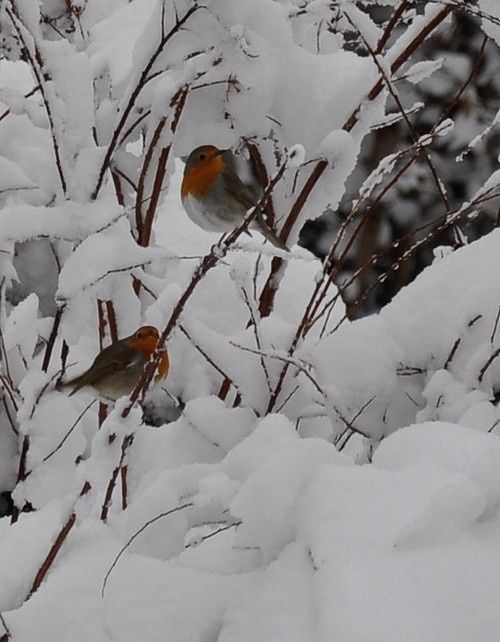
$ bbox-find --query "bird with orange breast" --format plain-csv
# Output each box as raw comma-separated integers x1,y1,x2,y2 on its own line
181,145,289,251
60,326,169,401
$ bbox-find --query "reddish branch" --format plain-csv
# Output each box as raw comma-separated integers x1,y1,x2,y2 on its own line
479,348,500,383
100,434,134,521
10,434,30,524
244,140,277,228
262,6,454,412
106,300,119,344
0,84,41,122
0,612,10,641
140,144,170,246
375,0,412,54
97,299,107,350
120,465,129,510
310,35,489,336
444,338,461,370
135,117,167,239
28,513,76,597
137,88,189,247
56,340,69,388
6,4,67,195
217,377,231,401
101,501,194,596
91,5,201,199
332,190,500,328
28,482,91,598
274,5,453,257
42,305,65,373
344,10,450,212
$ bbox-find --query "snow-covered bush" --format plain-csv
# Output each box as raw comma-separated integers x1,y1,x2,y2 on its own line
0,1,500,639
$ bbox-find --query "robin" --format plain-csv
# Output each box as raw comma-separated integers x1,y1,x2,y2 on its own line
181,145,289,251
60,326,169,401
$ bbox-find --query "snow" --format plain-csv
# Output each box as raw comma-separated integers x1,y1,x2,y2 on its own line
399,58,444,84
478,0,500,47
0,156,35,193
1,0,500,640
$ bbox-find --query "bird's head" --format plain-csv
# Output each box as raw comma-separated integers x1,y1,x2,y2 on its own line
181,145,232,199
127,326,160,357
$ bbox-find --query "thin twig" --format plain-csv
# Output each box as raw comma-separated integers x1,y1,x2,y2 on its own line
91,5,202,199
179,324,246,405
0,612,10,640
42,305,65,373
478,348,500,383
444,337,461,370
376,0,411,53
332,191,500,330
281,6,453,243
239,285,272,394
343,9,450,212
6,4,67,194
120,465,129,511
106,300,119,344
10,434,30,524
101,502,194,596
118,109,151,146
100,434,134,522
27,480,91,598
490,304,500,345
135,116,167,240
184,521,240,549
231,341,369,438
1,396,18,436
42,399,97,463
259,7,453,396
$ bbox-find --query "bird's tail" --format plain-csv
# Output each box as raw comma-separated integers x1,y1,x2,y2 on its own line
55,374,84,396
255,212,289,251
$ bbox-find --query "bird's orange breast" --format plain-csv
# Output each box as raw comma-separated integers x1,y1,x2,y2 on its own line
127,336,170,381
181,155,225,199
126,335,158,358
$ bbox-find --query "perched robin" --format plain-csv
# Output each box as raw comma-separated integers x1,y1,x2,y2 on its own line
60,326,169,401
181,145,289,251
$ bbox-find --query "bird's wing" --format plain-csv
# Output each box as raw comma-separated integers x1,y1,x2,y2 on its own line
221,165,257,211
221,166,288,250
66,343,141,395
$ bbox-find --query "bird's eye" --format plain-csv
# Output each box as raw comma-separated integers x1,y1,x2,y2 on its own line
198,153,206,161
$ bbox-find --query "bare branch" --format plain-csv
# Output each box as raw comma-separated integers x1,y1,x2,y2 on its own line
42,399,97,463
102,502,194,596
91,5,202,199
490,305,500,345
479,348,500,384
6,4,67,195
230,341,370,438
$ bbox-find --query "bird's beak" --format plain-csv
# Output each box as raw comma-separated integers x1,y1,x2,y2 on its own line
180,154,188,162
216,148,231,156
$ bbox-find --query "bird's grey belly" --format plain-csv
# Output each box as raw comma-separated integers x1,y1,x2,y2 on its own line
94,365,144,401
182,194,244,233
